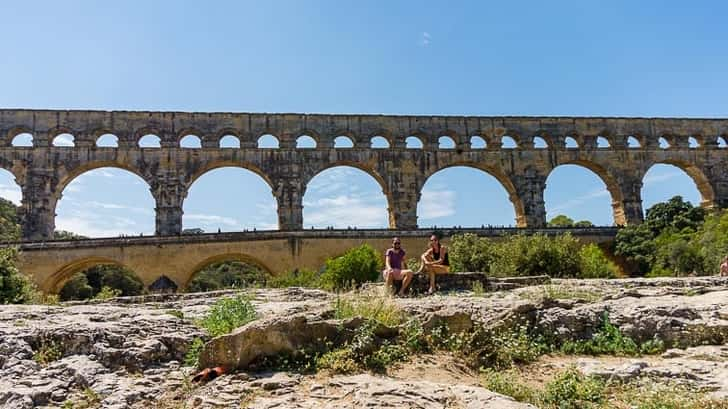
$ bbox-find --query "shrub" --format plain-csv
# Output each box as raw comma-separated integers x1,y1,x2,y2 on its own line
333,294,403,327
267,268,321,288
578,243,618,278
33,338,63,365
449,233,495,272
481,368,539,404
540,367,606,408
489,233,582,278
199,294,257,337
187,261,269,292
320,244,382,290
59,264,145,301
561,312,640,356
184,338,205,367
0,247,35,304
93,286,122,300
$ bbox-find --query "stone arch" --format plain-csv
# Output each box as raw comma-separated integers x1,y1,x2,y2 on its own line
470,136,487,149
419,163,524,227
405,136,423,149
296,135,317,149
501,135,518,149
7,127,33,147
96,133,119,147
548,160,625,225
369,130,394,148
56,162,152,199
644,160,715,209
658,137,671,149
11,132,33,147
302,163,391,228
597,136,611,148
564,136,579,148
219,134,240,148
718,136,728,148
533,136,548,149
138,133,162,148
180,134,202,148
183,165,277,232
0,167,23,208
688,136,700,148
370,136,390,148
627,135,642,148
134,127,163,147
181,253,273,290
438,136,456,149
258,134,280,148
52,133,75,147
45,257,132,294
334,136,354,148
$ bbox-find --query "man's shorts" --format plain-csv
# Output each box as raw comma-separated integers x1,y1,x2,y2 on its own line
383,268,404,280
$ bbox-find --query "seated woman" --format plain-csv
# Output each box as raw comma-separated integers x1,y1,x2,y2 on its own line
419,234,449,294
383,237,414,296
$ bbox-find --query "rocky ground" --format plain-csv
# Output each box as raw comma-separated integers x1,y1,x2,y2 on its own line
1,277,728,408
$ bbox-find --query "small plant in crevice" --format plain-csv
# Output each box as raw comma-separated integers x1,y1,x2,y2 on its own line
93,286,122,300
333,294,403,327
198,294,257,337
33,338,63,365
559,312,665,356
184,338,205,367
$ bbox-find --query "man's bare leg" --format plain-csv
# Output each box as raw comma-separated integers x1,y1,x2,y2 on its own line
399,270,413,296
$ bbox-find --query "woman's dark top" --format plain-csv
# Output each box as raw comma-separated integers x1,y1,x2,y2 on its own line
432,244,449,266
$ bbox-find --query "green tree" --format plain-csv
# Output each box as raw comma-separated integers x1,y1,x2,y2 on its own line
548,215,575,227
0,198,21,242
644,196,705,234
187,261,269,292
59,264,145,301
320,244,382,290
0,247,34,304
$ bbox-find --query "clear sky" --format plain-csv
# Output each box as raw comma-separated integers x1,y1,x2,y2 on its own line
0,1,725,236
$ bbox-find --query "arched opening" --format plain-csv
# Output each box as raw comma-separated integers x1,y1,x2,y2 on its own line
418,166,518,228
139,134,161,148
470,136,486,149
219,135,240,148
258,134,279,149
96,134,118,147
184,167,277,232
296,135,317,149
627,136,641,148
641,163,711,213
58,262,145,301
334,136,354,148
56,167,155,237
371,136,390,148
180,134,202,148
501,136,517,149
406,136,423,149
11,133,33,147
688,137,699,148
303,166,388,228
719,137,728,148
438,136,455,149
53,133,75,147
597,137,610,148
659,137,670,149
533,137,548,149
0,168,22,241
186,256,271,292
564,137,579,148
545,164,615,227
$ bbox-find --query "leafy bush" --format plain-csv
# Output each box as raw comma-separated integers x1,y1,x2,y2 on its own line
450,233,613,278
93,286,122,300
320,244,382,290
59,264,145,301
199,294,257,337
184,338,205,367
578,243,618,278
188,261,269,292
541,367,606,408
0,247,35,304
267,268,321,288
450,233,495,272
560,312,665,356
33,338,63,365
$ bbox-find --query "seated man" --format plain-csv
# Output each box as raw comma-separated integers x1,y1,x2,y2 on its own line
383,237,414,296
419,234,450,294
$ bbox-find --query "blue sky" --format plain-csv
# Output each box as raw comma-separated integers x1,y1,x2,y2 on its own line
0,1,725,236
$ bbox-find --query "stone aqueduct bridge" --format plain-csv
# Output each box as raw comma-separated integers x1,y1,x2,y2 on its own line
16,228,618,293
1,110,727,241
